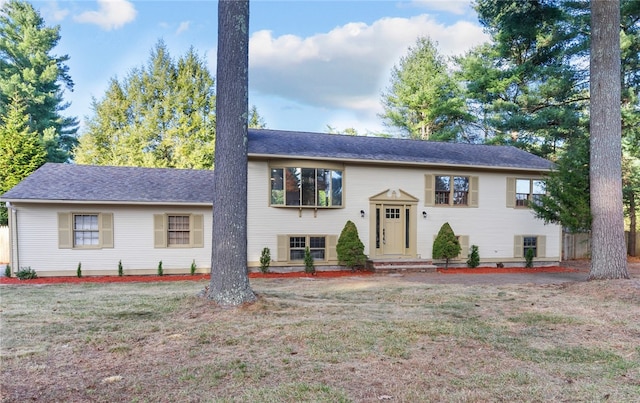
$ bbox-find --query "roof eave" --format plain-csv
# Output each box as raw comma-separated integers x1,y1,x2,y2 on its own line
1,198,213,206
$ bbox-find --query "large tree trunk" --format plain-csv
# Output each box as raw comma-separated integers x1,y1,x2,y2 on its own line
589,0,629,279
207,0,256,305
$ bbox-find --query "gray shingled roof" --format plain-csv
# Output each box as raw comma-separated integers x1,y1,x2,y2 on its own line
1,163,215,203
248,129,554,170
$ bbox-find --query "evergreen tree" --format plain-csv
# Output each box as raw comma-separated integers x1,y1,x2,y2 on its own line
336,220,367,270
74,41,217,169
0,96,47,224
380,37,472,141
0,0,78,162
432,222,461,269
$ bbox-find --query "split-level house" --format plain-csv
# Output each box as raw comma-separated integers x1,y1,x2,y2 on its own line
1,129,560,276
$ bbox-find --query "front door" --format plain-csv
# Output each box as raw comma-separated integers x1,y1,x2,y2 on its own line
382,206,403,255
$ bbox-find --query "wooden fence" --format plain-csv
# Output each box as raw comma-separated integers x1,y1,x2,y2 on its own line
563,231,639,260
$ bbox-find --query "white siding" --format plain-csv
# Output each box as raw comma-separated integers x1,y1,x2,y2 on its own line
247,161,561,265
11,203,212,276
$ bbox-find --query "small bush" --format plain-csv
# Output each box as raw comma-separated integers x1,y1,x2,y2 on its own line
336,220,367,271
259,247,271,273
16,267,37,280
304,247,315,275
4,264,11,278
190,260,197,275
118,260,123,276
157,260,163,276
432,222,461,269
77,262,82,278
525,248,535,268
467,245,480,268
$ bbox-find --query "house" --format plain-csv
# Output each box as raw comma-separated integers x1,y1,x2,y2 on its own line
1,128,561,276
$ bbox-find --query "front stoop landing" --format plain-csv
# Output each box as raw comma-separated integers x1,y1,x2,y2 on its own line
367,259,438,274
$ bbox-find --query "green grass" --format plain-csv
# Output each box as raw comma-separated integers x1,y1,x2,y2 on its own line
1,277,639,402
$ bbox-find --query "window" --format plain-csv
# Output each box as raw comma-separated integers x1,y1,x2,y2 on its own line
523,236,537,257
514,235,546,258
277,234,338,263
508,178,545,208
425,174,478,207
289,236,326,260
74,214,99,246
168,215,190,245
154,214,204,248
270,166,343,207
58,212,114,249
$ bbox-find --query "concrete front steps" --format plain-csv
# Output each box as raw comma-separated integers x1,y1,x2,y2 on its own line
366,259,438,274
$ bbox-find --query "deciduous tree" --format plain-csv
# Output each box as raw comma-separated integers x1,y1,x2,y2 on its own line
206,0,256,306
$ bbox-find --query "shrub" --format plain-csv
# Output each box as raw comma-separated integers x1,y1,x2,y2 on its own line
525,248,535,268
467,245,480,268
4,264,11,278
157,260,163,276
118,260,123,276
336,220,367,271
190,260,197,275
16,267,37,280
304,247,315,275
77,262,82,278
432,222,461,269
259,247,271,273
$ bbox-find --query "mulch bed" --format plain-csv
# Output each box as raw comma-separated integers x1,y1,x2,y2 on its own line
0,270,373,285
0,267,579,284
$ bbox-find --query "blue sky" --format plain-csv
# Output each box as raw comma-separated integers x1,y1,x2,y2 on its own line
30,0,490,135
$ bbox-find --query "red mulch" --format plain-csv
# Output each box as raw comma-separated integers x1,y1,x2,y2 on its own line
0,270,373,285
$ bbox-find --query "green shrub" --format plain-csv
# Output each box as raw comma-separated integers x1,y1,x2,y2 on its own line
467,245,480,268
157,260,163,276
77,262,82,278
304,247,315,275
4,264,11,278
118,260,123,276
336,220,367,271
16,267,37,280
525,248,535,268
432,222,461,269
190,259,197,275
259,247,271,273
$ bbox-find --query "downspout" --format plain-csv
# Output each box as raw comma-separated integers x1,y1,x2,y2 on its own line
7,202,19,273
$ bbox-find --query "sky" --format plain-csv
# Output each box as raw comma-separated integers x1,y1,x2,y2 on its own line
29,0,491,135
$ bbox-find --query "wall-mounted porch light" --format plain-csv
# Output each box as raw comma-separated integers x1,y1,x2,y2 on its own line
422,211,427,219
360,210,365,218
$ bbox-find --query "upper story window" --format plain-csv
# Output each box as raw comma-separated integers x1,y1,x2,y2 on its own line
425,174,478,207
435,175,470,205
270,167,343,208
512,178,545,207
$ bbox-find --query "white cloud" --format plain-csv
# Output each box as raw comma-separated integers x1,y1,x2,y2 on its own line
249,13,489,118
176,21,191,35
73,0,137,31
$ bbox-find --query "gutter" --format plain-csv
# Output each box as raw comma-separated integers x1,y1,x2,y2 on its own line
6,202,18,273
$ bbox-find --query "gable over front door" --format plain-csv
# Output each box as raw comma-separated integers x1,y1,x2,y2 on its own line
369,189,418,259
